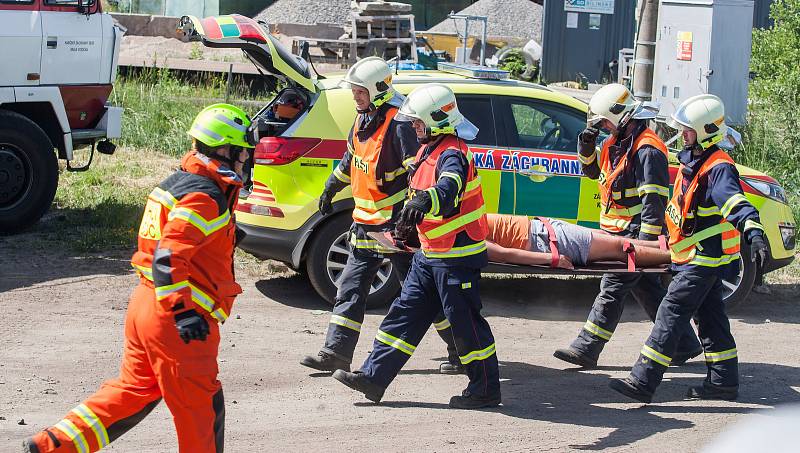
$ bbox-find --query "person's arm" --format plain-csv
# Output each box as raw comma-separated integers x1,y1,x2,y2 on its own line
579,132,602,180
324,126,355,193
487,241,574,269
425,149,469,217
708,164,764,236
636,146,670,240
393,119,419,169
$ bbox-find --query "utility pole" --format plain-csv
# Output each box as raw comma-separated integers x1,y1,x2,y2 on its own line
632,0,658,101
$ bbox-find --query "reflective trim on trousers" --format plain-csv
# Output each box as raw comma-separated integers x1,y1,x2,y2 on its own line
375,329,416,356
705,348,738,363
331,314,362,332
690,253,740,268
71,404,109,449
641,345,672,367
459,343,497,365
433,318,451,331
583,321,613,341
54,419,90,453
640,222,662,235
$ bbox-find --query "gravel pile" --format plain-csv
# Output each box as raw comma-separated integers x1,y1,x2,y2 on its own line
426,0,543,42
255,0,354,26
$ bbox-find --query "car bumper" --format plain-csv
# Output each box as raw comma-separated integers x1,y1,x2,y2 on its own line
237,222,310,267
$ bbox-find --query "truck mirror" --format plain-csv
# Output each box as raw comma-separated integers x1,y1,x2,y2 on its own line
78,0,94,14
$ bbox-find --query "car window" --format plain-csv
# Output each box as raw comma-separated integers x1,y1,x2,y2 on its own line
502,98,585,153
455,95,497,147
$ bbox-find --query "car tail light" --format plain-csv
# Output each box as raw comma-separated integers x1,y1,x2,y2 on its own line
237,202,284,218
254,137,322,165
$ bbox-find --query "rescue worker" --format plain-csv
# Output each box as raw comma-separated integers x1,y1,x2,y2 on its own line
331,83,502,409
22,104,254,453
300,57,462,375
610,94,768,403
554,84,703,368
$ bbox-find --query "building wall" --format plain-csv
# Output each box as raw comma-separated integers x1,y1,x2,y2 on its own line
404,0,477,29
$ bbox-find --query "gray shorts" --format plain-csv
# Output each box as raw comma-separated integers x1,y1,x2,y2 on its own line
529,218,593,266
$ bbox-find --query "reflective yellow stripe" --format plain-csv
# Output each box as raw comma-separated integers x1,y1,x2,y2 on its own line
353,189,407,211
704,348,738,363
624,188,639,198
168,208,231,236
604,204,643,217
641,345,671,367
720,193,748,218
131,263,153,280
375,329,416,355
465,176,481,192
331,315,362,332
578,151,596,165
150,187,177,210
433,318,451,331
425,205,486,239
600,216,632,232
402,156,415,169
155,280,190,300
459,343,496,365
671,222,736,253
721,235,740,249
697,205,722,217
71,404,109,449
423,241,487,259
353,207,393,222
54,419,90,453
426,188,440,216
333,166,351,183
383,166,407,182
189,283,216,313
640,222,662,235
638,184,669,197
583,321,613,341
461,282,472,289
689,253,740,267
744,219,764,232
210,307,228,323
350,237,394,253
439,171,463,192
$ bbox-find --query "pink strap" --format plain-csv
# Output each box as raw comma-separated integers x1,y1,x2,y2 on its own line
537,217,561,268
658,234,668,251
623,241,636,272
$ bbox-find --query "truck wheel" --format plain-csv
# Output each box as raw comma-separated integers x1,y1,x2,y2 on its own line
720,241,756,311
306,214,400,309
0,111,58,233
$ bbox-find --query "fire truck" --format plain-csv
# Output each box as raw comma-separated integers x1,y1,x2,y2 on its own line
0,0,123,233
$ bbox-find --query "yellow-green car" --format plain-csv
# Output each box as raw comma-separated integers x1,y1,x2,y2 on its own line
183,15,796,308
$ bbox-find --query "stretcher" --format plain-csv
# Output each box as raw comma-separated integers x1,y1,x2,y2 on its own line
366,231,671,276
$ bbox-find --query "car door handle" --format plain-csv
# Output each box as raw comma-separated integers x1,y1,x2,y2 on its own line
47,36,57,49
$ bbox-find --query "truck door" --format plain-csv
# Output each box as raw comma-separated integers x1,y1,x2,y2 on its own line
0,1,43,86
39,0,103,85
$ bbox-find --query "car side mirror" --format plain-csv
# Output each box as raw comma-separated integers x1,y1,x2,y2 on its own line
78,0,94,15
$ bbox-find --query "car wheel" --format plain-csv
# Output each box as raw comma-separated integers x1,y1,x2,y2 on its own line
306,214,401,309
0,111,58,233
720,241,756,311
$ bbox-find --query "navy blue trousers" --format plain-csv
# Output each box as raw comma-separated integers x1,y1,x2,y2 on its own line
361,253,500,397
630,266,738,393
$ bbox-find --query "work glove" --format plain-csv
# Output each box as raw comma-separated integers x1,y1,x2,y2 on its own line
748,232,768,286
394,191,432,242
578,127,599,157
174,309,210,344
318,189,334,216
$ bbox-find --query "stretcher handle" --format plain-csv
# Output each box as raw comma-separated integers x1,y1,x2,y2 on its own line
537,217,561,268
623,241,636,272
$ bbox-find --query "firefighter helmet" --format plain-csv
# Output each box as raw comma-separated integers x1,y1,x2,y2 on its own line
340,56,395,111
396,83,463,137
587,83,637,128
188,103,253,149
669,94,728,149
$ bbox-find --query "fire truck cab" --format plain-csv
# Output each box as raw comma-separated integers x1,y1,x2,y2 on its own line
0,0,123,232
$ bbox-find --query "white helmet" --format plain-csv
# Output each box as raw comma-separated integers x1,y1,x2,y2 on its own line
669,94,728,149
340,56,395,112
396,83,478,140
587,83,637,128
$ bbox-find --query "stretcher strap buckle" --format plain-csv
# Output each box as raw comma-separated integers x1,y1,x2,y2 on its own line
537,217,560,268
623,241,636,272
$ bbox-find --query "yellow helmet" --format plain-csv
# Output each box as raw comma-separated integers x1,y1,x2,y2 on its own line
669,94,727,149
587,83,637,128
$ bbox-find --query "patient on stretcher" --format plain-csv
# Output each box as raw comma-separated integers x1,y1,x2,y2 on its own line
485,214,670,270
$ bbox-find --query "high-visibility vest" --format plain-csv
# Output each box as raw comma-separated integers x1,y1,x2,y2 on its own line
350,108,408,225
410,135,488,258
598,128,668,233
665,149,741,266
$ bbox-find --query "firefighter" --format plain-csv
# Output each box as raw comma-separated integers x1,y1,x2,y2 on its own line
300,57,462,375
331,83,501,409
554,84,703,368
23,104,254,453
610,94,768,403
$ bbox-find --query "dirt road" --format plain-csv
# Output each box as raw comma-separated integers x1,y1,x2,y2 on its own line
2,240,799,452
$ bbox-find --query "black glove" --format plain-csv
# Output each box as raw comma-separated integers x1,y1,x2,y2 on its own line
318,189,334,216
749,232,768,286
174,309,210,344
394,191,432,241
578,127,599,157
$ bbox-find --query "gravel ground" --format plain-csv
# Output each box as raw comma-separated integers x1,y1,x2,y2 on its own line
255,0,354,26
427,0,543,42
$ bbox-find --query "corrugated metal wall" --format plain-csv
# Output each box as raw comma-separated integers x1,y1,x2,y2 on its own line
752,0,773,28
540,0,636,84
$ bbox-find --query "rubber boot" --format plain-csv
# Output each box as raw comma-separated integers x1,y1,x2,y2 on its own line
300,351,351,373
332,370,385,403
449,390,502,409
609,377,653,404
553,348,597,368
436,328,465,375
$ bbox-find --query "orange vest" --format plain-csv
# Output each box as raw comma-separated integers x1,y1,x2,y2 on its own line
409,135,488,258
350,108,408,225
665,149,741,266
598,128,668,233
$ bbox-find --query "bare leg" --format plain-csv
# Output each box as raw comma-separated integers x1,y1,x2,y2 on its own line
587,233,670,266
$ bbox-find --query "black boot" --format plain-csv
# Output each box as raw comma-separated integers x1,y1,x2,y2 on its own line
671,348,703,366
609,377,653,404
21,438,39,453
553,348,597,368
332,370,385,403
686,382,738,401
449,390,501,409
439,361,466,375
300,351,350,373
436,327,464,374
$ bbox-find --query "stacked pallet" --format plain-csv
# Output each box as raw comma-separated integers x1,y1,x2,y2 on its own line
345,1,417,63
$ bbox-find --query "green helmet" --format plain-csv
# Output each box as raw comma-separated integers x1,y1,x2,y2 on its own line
188,103,253,149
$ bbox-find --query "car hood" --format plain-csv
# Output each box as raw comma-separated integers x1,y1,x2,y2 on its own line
179,14,316,92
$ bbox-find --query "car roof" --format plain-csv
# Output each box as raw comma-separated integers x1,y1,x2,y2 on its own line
317,70,588,112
